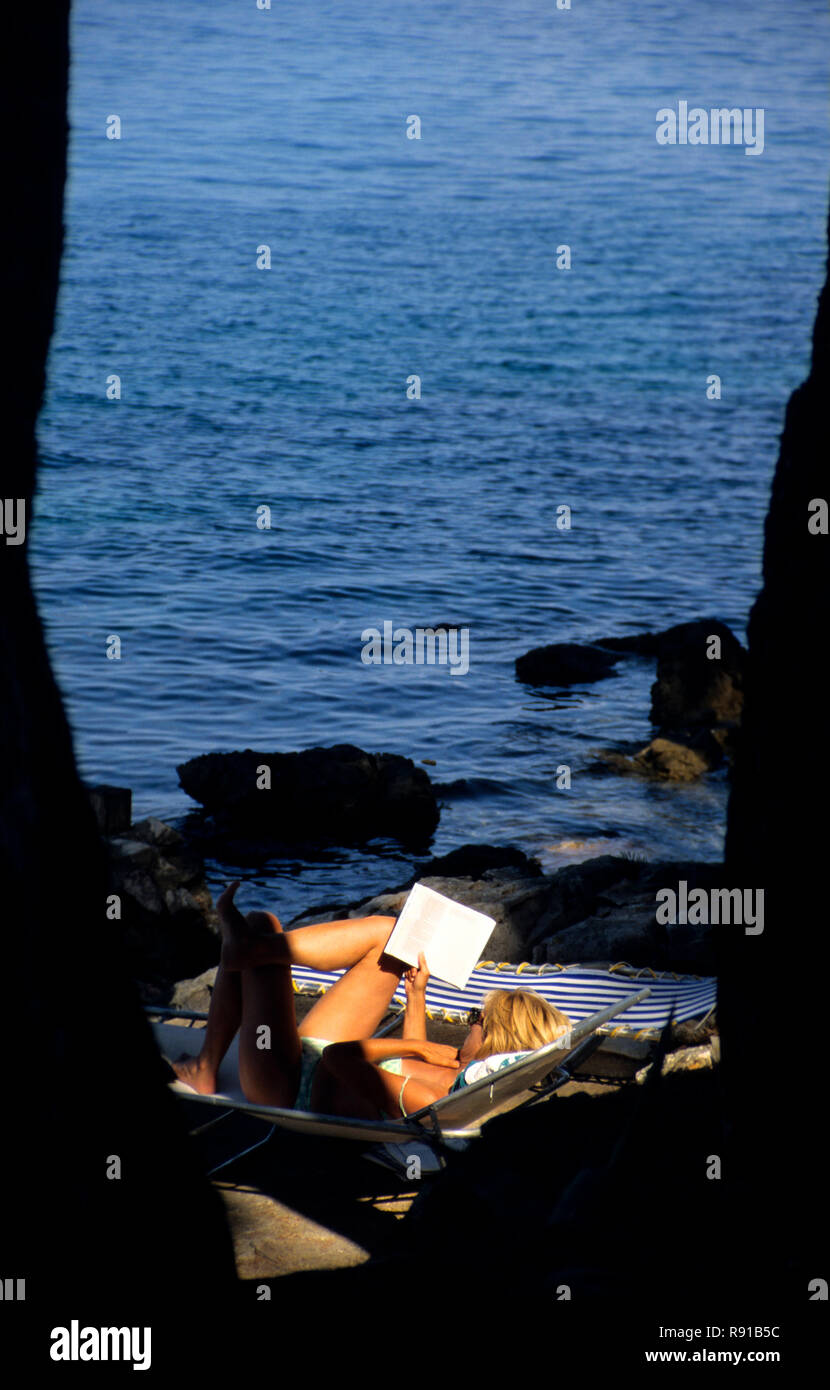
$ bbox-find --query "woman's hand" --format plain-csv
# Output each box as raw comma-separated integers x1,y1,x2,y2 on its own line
416,1041,460,1069
404,951,430,998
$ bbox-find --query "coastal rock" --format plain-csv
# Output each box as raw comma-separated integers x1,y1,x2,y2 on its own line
169,854,720,1015
596,618,737,661
2,21,236,1310
170,965,218,1014
590,736,718,782
404,843,543,882
177,743,439,848
649,619,745,728
537,904,663,966
515,642,620,687
536,900,713,972
88,783,132,836
721,203,830,1283
636,1041,719,1084
339,873,559,963
107,817,219,992
560,861,722,972
290,854,718,972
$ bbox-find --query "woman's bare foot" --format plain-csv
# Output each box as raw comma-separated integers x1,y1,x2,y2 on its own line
216,881,249,937
170,1053,217,1095
217,882,287,970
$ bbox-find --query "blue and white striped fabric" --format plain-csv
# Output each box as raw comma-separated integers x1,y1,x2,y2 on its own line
291,961,717,1037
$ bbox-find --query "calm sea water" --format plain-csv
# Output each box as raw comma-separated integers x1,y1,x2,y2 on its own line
32,0,829,920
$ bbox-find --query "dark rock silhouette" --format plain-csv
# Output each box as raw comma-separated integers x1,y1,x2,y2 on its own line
723,201,830,1294
583,620,745,778
88,782,133,835
407,841,544,881
649,618,745,728
108,816,220,995
0,8,236,1360
177,743,439,848
598,616,740,660
515,641,621,686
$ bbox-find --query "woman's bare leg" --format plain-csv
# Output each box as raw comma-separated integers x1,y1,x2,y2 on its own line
175,884,405,1104
298,940,404,1043
233,901,407,1105
219,883,399,975
170,961,241,1095
171,892,291,1094
236,957,302,1107
221,882,405,1042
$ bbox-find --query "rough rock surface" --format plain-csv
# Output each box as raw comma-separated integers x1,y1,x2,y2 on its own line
289,852,720,973
636,1040,719,1084
107,816,219,993
170,964,218,1014
597,617,738,661
649,619,745,728
515,642,621,687
170,849,720,1011
404,842,544,882
177,743,439,848
590,736,718,782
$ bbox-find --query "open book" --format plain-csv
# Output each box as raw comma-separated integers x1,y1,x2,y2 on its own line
384,882,496,990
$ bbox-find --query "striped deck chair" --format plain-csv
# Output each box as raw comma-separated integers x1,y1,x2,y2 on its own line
152,983,659,1175
288,959,717,1040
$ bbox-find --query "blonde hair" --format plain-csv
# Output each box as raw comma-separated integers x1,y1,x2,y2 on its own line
476,989,570,1059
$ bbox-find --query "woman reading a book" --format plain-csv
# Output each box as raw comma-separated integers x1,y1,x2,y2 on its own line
172,883,570,1120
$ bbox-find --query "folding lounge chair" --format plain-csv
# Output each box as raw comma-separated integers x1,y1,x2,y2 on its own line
152,987,652,1175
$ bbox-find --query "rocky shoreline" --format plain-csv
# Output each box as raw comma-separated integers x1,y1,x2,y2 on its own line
85,626,735,1291
93,821,721,1011
90,607,731,1286
91,615,743,1002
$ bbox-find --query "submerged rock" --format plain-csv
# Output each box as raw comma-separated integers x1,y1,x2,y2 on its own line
590,734,721,782
515,642,621,687
404,843,543,882
177,743,439,848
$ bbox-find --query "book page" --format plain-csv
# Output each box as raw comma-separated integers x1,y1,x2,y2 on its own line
385,882,496,989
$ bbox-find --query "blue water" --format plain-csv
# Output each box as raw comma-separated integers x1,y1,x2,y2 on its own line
32,0,829,919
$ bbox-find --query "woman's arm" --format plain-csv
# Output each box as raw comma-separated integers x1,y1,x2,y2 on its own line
402,951,429,1040
317,952,449,1064
314,955,457,1117
322,1037,459,1067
